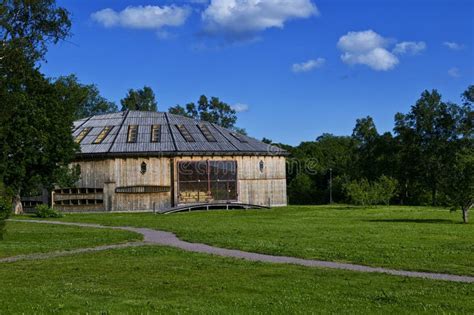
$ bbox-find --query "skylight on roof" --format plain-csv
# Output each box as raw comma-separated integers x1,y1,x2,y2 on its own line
230,132,248,143
198,124,217,142
93,126,113,144
75,127,92,144
176,125,195,142
127,125,138,143
151,125,161,143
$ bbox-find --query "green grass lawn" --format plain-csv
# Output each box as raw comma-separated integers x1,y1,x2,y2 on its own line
0,221,142,258
1,245,473,314
23,205,473,276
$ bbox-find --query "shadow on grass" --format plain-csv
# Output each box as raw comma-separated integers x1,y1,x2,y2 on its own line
368,219,456,224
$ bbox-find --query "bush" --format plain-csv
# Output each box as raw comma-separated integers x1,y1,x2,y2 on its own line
288,173,315,204
373,175,398,205
344,176,398,206
35,204,63,218
0,197,11,241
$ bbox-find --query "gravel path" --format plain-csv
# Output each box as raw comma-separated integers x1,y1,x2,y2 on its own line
4,219,474,284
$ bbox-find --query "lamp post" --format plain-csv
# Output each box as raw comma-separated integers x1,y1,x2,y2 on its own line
329,168,333,204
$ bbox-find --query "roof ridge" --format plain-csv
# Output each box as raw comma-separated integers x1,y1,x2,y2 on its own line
164,112,178,152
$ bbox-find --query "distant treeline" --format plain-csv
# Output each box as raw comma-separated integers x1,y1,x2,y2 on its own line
271,87,473,211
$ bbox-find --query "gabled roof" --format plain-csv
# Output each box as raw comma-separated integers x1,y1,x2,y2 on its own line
73,111,288,158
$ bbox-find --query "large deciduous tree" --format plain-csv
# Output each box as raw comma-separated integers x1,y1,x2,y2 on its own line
394,90,462,206
0,0,77,214
120,86,157,111
54,75,118,119
444,86,474,223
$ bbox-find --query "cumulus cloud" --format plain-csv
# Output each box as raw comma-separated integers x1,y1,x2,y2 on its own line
448,67,460,78
232,103,249,112
202,0,318,39
443,41,464,50
337,30,399,71
393,41,426,55
292,58,325,73
91,5,191,30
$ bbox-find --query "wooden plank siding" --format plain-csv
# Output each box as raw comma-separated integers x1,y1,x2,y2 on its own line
53,155,287,212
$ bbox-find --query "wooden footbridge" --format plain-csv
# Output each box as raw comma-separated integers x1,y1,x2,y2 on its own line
156,202,270,214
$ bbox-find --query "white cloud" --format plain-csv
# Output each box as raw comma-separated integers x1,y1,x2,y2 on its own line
91,5,191,30
292,58,325,73
448,67,460,78
393,41,426,55
232,103,249,112
443,41,463,50
202,0,318,38
337,30,399,71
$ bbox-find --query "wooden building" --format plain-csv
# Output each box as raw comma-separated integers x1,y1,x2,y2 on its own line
51,111,288,212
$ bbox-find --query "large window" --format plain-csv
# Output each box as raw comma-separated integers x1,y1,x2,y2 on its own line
178,161,237,204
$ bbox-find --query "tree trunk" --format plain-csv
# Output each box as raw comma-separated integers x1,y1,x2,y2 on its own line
462,205,471,224
13,194,23,215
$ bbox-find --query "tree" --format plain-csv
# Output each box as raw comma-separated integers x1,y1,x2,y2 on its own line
0,0,71,62
169,95,238,129
0,0,77,214
120,86,157,111
446,149,473,223
444,87,474,223
169,95,247,134
288,134,354,204
394,90,461,206
351,116,380,181
0,57,79,214
54,75,117,119
288,173,314,204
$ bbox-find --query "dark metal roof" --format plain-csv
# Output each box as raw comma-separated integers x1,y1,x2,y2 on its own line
73,111,287,158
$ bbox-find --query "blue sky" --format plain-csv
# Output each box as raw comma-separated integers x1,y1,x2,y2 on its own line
42,0,473,145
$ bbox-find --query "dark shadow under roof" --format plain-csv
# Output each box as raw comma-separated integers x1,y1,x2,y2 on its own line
73,111,288,158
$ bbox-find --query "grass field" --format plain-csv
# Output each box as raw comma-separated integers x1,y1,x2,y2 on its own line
1,245,473,314
0,221,142,258
25,205,474,276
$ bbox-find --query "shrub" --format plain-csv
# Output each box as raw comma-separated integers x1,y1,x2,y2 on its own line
0,197,11,241
344,176,398,206
373,175,398,205
288,173,315,204
35,204,63,218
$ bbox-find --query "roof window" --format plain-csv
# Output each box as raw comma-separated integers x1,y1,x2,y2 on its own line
176,125,195,142
230,132,248,143
93,126,113,144
127,125,138,143
151,125,161,143
198,124,217,142
75,127,92,144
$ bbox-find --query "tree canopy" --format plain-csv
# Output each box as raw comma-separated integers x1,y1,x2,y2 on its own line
54,75,118,119
120,86,157,111
0,0,71,62
169,95,247,133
